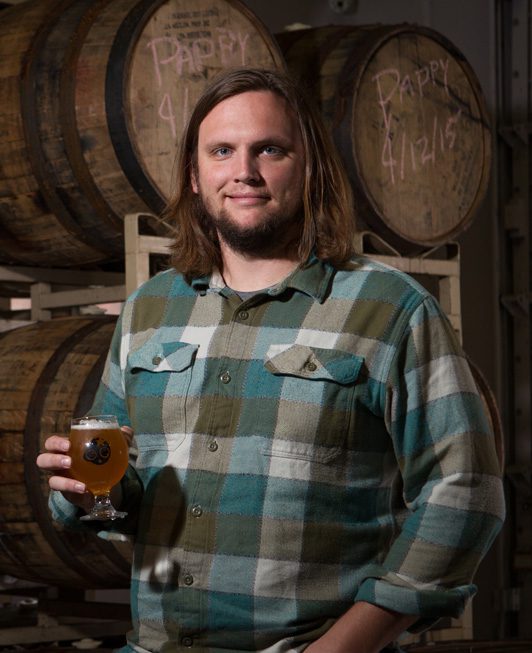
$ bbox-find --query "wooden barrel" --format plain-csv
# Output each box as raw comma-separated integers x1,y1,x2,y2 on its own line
0,316,133,588
276,25,492,253
0,0,283,267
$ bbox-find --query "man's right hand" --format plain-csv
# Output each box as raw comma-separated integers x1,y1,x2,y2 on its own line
36,435,95,512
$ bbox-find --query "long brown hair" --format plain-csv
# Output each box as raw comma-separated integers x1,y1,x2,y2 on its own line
164,68,356,279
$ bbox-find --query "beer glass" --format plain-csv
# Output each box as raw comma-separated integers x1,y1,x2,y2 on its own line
69,415,129,521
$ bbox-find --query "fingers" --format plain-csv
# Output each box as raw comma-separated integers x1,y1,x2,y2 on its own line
36,435,86,495
48,474,86,495
36,450,69,469
44,435,70,453
36,435,71,474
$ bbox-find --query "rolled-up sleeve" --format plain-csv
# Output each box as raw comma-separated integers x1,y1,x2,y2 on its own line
356,296,505,628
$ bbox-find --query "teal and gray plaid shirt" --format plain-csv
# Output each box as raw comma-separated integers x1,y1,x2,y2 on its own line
51,255,504,653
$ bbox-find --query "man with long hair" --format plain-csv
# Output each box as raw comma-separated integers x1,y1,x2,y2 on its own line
38,68,504,653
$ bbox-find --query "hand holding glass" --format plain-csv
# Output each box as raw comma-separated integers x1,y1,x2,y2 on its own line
69,415,129,520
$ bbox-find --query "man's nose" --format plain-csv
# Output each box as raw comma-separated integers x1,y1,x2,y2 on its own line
234,151,261,184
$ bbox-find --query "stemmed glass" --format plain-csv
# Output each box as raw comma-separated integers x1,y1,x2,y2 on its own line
69,415,129,521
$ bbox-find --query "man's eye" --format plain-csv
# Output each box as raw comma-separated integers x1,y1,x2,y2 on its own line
262,146,283,156
214,147,231,157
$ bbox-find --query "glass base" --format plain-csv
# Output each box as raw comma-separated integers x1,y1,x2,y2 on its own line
79,493,127,521
80,508,128,521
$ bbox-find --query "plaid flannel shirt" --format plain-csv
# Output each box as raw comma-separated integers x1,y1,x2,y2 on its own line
51,255,504,653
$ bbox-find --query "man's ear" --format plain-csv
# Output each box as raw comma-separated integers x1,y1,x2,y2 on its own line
191,167,199,194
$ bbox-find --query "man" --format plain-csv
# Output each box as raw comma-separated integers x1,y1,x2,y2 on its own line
37,68,504,653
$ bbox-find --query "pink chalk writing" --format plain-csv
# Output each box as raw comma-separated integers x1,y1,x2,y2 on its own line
147,29,251,86
372,58,463,185
380,109,462,185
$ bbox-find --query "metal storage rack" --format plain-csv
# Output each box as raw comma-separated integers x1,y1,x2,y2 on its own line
0,214,172,325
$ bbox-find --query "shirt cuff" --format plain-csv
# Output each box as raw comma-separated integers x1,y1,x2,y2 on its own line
355,576,477,632
48,490,86,529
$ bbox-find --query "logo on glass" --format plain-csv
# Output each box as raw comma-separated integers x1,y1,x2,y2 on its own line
83,437,111,465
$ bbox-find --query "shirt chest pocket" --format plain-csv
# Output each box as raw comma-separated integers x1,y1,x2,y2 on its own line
261,344,364,460
126,341,199,451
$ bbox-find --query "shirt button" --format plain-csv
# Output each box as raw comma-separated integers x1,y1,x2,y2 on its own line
183,574,194,585
182,636,193,647
152,355,162,365
191,505,203,517
220,371,231,384
208,441,218,452
238,310,249,320
306,361,317,372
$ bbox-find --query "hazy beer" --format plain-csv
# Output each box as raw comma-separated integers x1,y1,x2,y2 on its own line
70,415,128,520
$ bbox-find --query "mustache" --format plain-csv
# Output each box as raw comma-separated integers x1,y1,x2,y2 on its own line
194,194,303,259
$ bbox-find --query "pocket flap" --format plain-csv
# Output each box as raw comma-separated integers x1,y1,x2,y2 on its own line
264,344,363,385
128,341,199,373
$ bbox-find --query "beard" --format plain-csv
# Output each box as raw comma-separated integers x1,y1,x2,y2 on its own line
196,191,303,259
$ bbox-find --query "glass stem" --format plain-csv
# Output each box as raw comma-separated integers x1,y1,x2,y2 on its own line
93,493,112,513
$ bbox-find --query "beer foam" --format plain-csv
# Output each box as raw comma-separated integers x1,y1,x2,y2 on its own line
71,419,117,430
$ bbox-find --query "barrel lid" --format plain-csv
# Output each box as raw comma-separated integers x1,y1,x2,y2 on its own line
106,0,285,210
347,25,491,249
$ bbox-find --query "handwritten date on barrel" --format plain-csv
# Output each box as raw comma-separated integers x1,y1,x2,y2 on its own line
371,57,465,185
380,109,462,186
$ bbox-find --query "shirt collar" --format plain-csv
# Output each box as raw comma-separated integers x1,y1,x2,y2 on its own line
190,255,334,304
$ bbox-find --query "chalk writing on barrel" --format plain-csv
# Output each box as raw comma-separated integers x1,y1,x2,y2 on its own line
371,58,465,185
381,109,462,185
158,86,191,139
147,28,251,139
147,29,250,85
373,59,451,121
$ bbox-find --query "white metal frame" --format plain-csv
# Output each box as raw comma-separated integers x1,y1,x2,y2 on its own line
354,231,462,341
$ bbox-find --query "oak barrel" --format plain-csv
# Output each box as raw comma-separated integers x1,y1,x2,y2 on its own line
0,316,133,588
0,0,283,267
276,25,492,252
